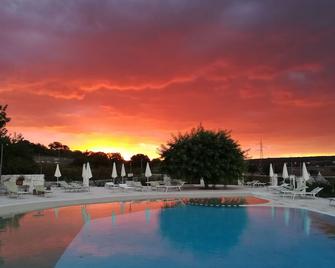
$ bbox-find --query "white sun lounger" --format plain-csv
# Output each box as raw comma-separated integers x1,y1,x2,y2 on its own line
292,187,323,199
59,181,87,192
105,182,117,189
269,183,291,193
34,185,53,197
280,186,307,199
156,182,185,192
245,181,257,187
118,183,137,191
70,182,89,192
245,180,266,187
253,181,267,187
4,181,30,198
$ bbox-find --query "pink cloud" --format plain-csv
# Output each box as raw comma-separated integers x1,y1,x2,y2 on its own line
1,0,335,157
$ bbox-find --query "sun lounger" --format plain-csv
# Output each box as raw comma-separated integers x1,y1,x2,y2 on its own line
245,181,257,187
245,180,266,187
292,187,323,199
253,181,267,187
269,183,290,193
4,181,30,198
145,181,161,191
118,183,137,191
34,185,53,197
131,181,150,191
105,182,119,190
70,182,89,192
280,186,308,199
156,181,185,192
59,181,87,192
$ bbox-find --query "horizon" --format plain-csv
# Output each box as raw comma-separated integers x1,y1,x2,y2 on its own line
1,0,335,159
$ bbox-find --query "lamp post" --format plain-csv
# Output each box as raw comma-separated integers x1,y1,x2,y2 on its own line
140,158,143,176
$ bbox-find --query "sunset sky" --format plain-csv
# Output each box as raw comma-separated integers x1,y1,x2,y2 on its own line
1,0,335,159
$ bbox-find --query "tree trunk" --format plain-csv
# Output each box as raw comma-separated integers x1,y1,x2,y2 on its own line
204,179,209,189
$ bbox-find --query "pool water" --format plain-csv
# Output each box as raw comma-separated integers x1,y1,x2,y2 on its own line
0,200,335,267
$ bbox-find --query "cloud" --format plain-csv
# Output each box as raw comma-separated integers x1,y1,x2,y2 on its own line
1,0,335,157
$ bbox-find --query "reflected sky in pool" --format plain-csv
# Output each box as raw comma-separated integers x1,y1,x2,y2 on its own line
1,201,335,268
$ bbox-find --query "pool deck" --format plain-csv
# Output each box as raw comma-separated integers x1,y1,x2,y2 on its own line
0,186,334,217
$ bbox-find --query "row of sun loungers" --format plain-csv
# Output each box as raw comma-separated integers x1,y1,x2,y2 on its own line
281,187,323,200
245,180,267,187
59,181,89,192
2,180,90,198
3,181,30,198
105,180,185,192
3,181,52,198
269,183,323,199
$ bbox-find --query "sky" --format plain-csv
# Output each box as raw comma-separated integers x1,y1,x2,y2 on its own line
1,0,335,159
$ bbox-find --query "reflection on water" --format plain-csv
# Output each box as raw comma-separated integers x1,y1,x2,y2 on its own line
158,206,248,255
81,206,91,225
0,199,175,268
145,208,151,224
120,202,125,214
0,214,24,232
54,208,59,220
270,206,314,236
0,201,335,268
271,206,276,219
311,213,335,238
304,214,311,236
284,208,290,226
111,211,116,225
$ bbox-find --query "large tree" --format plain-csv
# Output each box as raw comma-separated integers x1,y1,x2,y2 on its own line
130,154,150,175
130,154,150,166
160,126,245,188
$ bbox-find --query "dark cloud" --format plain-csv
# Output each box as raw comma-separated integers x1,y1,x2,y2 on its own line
1,0,334,156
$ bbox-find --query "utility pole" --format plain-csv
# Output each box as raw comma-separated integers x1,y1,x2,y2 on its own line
0,143,4,183
258,138,264,174
38,153,43,174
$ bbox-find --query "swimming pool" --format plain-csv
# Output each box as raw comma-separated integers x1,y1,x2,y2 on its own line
0,199,334,267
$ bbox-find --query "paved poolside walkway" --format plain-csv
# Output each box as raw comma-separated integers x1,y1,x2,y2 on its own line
0,186,334,217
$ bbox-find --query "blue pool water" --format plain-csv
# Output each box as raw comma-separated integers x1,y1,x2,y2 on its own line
0,200,335,267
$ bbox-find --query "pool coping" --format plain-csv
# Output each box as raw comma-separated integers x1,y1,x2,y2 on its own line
1,189,334,218
0,190,252,216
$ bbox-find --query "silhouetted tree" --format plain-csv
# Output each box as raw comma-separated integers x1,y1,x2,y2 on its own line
0,104,10,138
160,126,245,188
3,139,39,174
107,152,124,162
88,152,110,166
130,154,150,175
48,141,70,151
9,132,24,143
151,158,162,173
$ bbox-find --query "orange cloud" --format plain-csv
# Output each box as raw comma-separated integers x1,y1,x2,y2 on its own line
1,0,335,158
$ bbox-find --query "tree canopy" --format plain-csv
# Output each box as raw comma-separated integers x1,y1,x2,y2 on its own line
48,141,70,151
0,104,158,180
130,154,150,168
0,105,10,139
160,126,245,188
